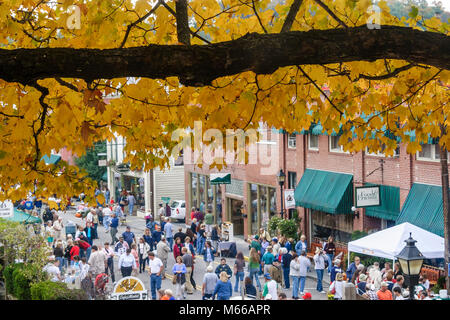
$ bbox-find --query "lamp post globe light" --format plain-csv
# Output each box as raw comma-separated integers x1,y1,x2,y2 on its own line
395,233,424,300
277,169,286,218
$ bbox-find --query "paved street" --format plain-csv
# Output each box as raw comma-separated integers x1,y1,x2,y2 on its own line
59,205,329,300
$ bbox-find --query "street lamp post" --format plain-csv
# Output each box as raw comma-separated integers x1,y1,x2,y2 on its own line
277,169,286,219
395,233,424,300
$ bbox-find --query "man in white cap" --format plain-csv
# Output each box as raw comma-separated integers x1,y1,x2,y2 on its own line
202,265,218,300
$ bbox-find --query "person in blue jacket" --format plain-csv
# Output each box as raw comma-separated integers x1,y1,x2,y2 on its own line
152,224,162,245
346,256,361,282
202,241,216,264
295,235,308,256
214,271,233,300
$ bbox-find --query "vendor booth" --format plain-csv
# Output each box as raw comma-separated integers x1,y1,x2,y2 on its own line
347,222,445,267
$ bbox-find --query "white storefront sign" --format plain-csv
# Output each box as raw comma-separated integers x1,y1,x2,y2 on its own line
0,200,14,218
355,186,381,208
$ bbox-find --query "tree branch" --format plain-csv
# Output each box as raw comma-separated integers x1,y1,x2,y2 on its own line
119,0,163,48
175,0,191,45
281,0,303,33
0,26,448,87
313,0,348,28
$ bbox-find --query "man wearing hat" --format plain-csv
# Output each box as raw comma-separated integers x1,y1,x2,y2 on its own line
262,273,279,300
376,281,393,300
356,274,368,295
249,235,261,254
330,259,342,283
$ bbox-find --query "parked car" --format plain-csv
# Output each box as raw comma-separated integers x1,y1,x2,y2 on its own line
170,200,186,222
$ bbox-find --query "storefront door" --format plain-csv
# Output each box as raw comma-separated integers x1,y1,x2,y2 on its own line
227,198,244,236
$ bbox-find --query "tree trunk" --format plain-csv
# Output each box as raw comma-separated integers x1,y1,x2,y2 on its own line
0,26,448,86
440,125,450,293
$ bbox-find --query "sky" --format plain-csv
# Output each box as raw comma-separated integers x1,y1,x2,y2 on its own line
428,0,450,10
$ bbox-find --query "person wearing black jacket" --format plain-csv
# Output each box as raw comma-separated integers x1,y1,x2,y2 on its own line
173,228,186,243
215,258,233,279
43,207,53,224
280,247,293,289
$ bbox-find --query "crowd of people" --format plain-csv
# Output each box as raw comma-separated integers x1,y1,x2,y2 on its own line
15,191,438,301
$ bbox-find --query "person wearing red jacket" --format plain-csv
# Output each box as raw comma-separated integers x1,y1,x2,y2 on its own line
173,237,183,260
77,237,92,260
70,241,80,263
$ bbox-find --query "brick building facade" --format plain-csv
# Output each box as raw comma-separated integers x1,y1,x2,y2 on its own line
184,128,449,245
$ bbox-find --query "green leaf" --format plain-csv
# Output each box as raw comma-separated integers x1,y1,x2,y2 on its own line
409,6,419,19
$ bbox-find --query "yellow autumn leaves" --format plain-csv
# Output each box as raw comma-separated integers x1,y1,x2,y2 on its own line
0,0,449,201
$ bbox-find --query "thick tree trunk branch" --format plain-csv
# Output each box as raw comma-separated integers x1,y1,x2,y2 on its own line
0,26,448,87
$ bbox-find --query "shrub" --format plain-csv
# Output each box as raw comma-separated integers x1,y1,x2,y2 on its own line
3,263,24,295
278,219,298,240
12,267,31,300
11,263,46,300
268,216,282,235
31,281,88,300
432,276,446,294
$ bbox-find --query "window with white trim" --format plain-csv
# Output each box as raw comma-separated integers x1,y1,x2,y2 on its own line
366,144,400,158
329,136,348,153
288,134,296,149
308,135,319,150
417,144,440,161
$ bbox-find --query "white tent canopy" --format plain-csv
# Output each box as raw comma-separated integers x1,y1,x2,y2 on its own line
348,222,445,263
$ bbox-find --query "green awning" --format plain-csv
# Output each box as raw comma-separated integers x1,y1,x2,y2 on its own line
364,183,400,221
294,169,353,214
396,183,446,237
41,154,61,165
101,171,108,181
2,209,41,224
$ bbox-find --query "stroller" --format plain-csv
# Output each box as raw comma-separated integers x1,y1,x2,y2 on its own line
94,273,110,299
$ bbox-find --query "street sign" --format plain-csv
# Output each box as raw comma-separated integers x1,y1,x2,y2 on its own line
161,197,170,203
110,276,147,300
210,173,231,185
355,186,381,208
0,200,14,218
98,159,107,166
284,189,295,209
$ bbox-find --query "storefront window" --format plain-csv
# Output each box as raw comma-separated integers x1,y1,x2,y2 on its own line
207,177,213,212
250,184,258,235
311,210,353,243
199,174,206,213
269,187,277,217
191,173,198,210
216,186,222,225
259,185,267,230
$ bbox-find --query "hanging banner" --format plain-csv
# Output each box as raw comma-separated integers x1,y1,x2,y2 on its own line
110,276,147,300
284,189,296,209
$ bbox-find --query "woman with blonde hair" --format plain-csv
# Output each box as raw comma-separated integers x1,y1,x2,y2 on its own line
213,271,233,300
248,247,262,291
329,272,344,300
